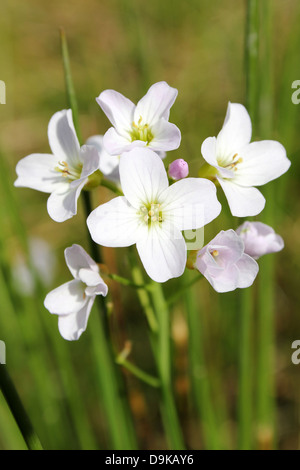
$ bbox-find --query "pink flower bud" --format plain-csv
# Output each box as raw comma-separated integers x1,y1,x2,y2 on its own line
168,159,189,180
236,221,284,259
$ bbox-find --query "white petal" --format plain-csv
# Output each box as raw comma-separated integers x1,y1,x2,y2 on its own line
86,135,120,180
14,153,61,193
65,244,98,279
103,127,145,156
161,178,221,230
85,283,108,297
216,102,252,158
134,81,178,125
78,268,107,294
136,224,187,283
47,179,86,222
48,110,81,167
234,141,291,186
235,253,259,288
80,145,101,179
96,90,135,134
87,196,145,247
58,297,94,341
217,177,265,217
149,119,181,151
200,137,233,178
119,148,169,208
44,279,86,315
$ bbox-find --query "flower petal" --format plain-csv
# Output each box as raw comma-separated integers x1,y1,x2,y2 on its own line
149,119,181,152
136,224,187,283
44,279,86,315
86,135,120,181
236,221,284,259
96,90,135,135
216,102,252,158
47,179,86,222
235,253,259,288
119,148,169,208
234,140,291,186
161,177,221,230
65,244,98,279
217,177,265,217
48,110,81,167
58,297,94,341
87,196,145,247
14,153,61,193
80,145,101,179
201,137,233,178
134,81,178,125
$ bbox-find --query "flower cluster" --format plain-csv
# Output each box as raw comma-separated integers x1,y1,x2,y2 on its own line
14,81,290,339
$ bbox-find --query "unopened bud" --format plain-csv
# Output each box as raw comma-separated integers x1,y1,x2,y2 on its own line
168,159,189,180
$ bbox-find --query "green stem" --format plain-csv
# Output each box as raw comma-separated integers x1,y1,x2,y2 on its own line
60,28,82,144
149,281,185,450
185,272,220,450
108,272,149,290
237,0,260,450
116,357,160,389
256,0,276,450
101,179,123,197
0,366,43,450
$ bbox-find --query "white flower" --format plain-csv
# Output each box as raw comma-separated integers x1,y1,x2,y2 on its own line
201,102,291,217
195,229,259,293
86,135,120,184
44,244,108,341
87,148,221,283
236,221,284,259
14,110,101,222
96,81,181,156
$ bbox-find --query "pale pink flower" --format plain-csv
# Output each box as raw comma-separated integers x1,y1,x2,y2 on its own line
236,221,284,259
195,229,258,293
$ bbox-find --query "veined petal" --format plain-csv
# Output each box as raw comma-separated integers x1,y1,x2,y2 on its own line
217,177,265,217
134,81,178,125
149,119,181,151
87,196,144,247
103,127,145,156
47,179,86,222
14,153,61,193
119,148,169,208
235,253,259,288
86,135,120,180
136,224,187,283
80,145,101,179
65,244,99,279
58,297,94,341
161,178,221,230
48,110,81,167
96,89,135,135
234,140,291,186
44,279,86,315
216,102,252,158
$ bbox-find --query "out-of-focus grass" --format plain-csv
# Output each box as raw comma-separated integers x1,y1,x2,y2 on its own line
0,0,300,450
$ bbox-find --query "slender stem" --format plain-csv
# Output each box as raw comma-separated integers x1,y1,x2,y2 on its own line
0,366,43,450
185,272,220,450
101,179,123,196
150,281,185,450
108,272,149,290
237,0,259,450
60,28,82,144
116,357,160,389
256,0,276,450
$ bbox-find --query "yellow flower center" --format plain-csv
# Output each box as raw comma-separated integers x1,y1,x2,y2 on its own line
55,161,83,182
218,153,243,172
130,116,154,144
139,202,163,226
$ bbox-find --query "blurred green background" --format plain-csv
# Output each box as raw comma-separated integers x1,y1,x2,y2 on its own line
0,0,300,450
